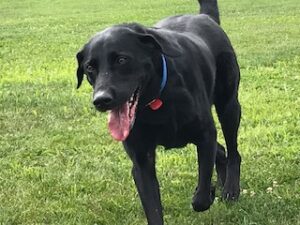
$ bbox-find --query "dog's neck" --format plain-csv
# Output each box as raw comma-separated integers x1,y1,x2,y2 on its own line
146,54,168,110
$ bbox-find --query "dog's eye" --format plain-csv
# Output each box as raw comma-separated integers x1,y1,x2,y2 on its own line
86,65,95,73
116,56,128,65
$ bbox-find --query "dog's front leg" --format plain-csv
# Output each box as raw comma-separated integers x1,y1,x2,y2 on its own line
123,138,163,225
192,129,217,212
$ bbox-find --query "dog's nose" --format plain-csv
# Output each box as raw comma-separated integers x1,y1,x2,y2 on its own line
93,91,113,109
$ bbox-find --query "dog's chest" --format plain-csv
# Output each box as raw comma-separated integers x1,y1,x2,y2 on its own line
156,120,202,149
155,113,206,149
156,126,190,149
137,96,208,148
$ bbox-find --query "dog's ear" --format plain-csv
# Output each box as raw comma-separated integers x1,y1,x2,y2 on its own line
76,49,85,89
137,31,182,57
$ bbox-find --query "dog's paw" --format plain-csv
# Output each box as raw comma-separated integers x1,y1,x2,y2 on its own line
222,164,241,201
222,181,240,201
192,186,215,212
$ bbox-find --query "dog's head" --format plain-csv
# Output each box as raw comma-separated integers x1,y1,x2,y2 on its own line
76,24,180,141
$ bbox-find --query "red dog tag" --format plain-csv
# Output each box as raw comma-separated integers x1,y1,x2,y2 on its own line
149,99,163,110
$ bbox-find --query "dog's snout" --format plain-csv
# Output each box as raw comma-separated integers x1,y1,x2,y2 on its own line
93,91,114,109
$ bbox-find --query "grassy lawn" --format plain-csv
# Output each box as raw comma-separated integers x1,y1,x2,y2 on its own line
0,0,299,224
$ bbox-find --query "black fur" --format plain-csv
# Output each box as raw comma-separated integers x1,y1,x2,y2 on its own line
199,0,220,24
76,0,241,224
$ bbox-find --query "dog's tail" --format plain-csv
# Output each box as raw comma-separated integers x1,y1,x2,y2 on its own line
198,0,220,25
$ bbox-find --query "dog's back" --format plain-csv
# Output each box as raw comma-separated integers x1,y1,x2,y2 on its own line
157,0,218,26
154,0,232,58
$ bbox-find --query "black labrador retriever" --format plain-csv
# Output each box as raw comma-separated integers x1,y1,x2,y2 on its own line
76,0,241,224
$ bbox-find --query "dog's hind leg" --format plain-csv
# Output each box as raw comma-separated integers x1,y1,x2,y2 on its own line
214,52,242,201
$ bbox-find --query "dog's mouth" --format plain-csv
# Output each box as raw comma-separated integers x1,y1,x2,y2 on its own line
108,87,139,141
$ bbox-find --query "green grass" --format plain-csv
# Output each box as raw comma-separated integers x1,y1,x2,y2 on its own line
0,0,300,224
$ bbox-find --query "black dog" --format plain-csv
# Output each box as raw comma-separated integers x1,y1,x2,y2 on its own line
76,0,241,224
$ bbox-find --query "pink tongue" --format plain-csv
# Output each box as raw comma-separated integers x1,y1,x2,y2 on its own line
108,103,130,141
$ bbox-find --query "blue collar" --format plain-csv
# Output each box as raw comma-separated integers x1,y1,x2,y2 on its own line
160,54,168,93
145,54,168,110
